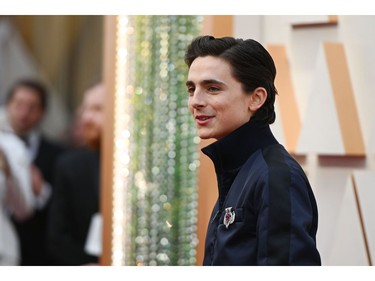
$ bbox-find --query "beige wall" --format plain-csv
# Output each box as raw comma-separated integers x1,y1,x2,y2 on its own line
234,15,375,265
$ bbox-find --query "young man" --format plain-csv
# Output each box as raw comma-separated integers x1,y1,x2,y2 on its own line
185,36,321,265
1,79,64,265
47,83,104,265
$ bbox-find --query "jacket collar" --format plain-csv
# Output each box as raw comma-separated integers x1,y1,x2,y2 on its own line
201,119,279,174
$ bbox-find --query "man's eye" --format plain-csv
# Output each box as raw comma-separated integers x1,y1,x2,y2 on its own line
208,87,220,92
187,87,195,95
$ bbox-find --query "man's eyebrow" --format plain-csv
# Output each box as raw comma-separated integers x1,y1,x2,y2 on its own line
185,79,226,86
186,80,194,87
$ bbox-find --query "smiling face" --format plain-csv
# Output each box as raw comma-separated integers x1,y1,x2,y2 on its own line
187,56,254,140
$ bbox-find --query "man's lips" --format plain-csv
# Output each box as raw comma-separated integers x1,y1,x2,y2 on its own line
195,115,214,125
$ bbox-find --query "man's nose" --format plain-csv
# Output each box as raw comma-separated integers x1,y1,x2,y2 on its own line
190,91,206,108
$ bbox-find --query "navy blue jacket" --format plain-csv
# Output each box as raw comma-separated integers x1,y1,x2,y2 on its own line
202,120,321,265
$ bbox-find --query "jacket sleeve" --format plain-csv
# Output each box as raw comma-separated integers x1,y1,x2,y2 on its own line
1,135,35,220
255,168,321,265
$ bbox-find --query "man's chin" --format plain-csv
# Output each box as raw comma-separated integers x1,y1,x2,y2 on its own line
198,130,214,140
82,135,101,150
14,126,32,136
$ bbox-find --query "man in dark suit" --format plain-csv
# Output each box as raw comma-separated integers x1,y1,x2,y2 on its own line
47,83,104,265
2,79,65,265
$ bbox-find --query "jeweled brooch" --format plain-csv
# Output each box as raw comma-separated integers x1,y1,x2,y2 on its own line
223,207,235,229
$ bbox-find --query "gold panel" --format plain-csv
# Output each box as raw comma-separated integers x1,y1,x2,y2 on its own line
100,15,117,266
324,42,365,156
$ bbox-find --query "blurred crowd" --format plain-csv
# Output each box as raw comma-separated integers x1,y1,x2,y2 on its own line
0,78,105,265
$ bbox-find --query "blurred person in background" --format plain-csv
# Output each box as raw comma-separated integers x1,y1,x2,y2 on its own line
47,83,104,265
0,131,34,265
1,78,65,265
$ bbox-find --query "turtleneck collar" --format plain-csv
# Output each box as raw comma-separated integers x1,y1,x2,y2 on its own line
201,119,279,175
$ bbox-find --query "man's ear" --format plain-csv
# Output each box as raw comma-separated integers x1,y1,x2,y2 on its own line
249,87,267,112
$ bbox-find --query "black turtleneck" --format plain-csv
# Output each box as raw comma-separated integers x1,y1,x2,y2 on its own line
201,119,278,211
201,119,320,266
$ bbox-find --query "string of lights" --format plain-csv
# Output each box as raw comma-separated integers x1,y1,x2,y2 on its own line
124,15,202,265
